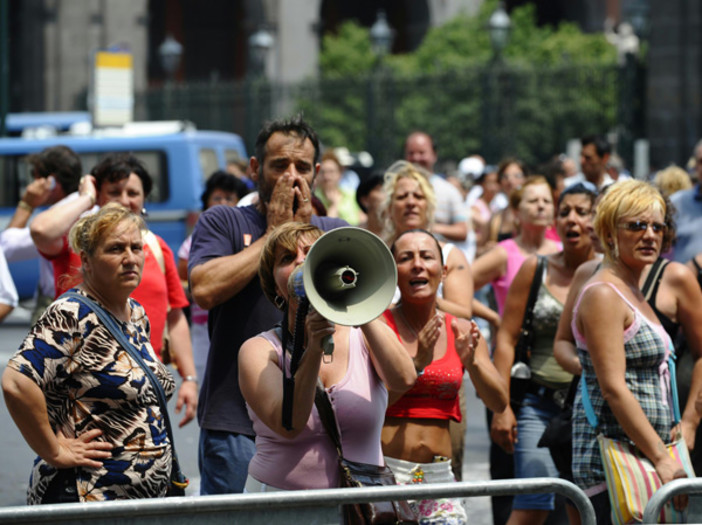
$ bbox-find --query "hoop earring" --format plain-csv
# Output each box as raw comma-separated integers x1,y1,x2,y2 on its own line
274,295,286,310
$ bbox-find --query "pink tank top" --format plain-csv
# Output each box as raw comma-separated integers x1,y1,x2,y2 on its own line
492,239,527,315
246,327,388,490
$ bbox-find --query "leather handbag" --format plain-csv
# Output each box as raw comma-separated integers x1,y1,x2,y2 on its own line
537,375,579,478
62,291,189,497
510,255,546,410
581,349,694,524
314,385,418,525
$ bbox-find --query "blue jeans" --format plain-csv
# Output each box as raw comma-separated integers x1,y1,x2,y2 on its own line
199,428,256,495
512,392,560,510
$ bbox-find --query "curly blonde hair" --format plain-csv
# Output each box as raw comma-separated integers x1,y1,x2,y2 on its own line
381,160,436,243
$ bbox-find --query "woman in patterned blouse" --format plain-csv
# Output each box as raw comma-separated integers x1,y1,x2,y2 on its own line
2,204,177,503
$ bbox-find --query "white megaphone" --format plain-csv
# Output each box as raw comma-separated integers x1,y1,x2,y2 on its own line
287,226,397,335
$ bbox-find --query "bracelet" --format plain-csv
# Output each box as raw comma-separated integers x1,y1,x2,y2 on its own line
17,200,33,213
82,192,96,206
182,375,198,384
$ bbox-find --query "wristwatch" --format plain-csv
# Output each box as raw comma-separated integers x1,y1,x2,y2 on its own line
183,375,198,385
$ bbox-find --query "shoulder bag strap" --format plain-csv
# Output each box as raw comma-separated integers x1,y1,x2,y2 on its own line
580,371,600,429
516,255,546,363
314,383,344,457
61,291,185,478
641,257,667,302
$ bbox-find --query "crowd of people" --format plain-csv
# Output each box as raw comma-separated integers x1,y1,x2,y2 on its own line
2,115,702,525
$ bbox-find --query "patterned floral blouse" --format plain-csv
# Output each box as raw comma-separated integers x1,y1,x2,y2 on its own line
7,288,176,504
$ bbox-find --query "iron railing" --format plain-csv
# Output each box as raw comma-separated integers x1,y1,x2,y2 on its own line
0,478,595,525
137,61,644,171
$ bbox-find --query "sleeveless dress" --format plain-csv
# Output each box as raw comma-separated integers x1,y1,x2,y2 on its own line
571,282,674,493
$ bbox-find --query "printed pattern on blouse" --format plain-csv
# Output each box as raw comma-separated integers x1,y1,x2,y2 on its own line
7,288,176,504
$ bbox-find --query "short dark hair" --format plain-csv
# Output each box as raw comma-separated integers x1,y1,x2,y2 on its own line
355,172,384,213
254,114,320,167
581,134,611,158
90,153,153,198
390,228,444,266
27,145,82,194
201,170,249,210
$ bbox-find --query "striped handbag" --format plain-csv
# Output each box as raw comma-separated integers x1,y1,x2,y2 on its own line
582,349,695,524
596,434,693,524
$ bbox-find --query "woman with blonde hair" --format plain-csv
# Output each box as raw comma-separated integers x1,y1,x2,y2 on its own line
572,180,689,522
653,165,692,198
382,160,474,321
239,222,416,492
3,204,183,503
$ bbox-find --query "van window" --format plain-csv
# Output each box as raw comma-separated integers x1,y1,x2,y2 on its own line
199,148,219,182
0,150,169,207
0,155,33,207
80,151,169,203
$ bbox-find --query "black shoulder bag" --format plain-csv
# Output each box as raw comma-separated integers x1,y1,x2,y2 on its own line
63,291,189,497
314,385,417,525
509,255,546,410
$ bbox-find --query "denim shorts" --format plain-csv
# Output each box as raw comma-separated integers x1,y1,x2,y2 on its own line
512,392,561,510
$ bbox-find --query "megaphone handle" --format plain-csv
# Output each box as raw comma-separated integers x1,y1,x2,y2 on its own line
322,335,334,363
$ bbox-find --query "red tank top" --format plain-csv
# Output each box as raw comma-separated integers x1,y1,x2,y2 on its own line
383,310,463,422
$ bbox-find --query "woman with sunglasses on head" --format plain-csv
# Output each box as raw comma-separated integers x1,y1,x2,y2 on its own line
491,183,597,525
570,180,691,523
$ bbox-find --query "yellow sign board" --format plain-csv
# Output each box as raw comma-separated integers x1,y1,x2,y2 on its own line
93,51,134,127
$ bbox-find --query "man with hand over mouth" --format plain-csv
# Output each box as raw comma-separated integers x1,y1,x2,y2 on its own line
188,115,347,495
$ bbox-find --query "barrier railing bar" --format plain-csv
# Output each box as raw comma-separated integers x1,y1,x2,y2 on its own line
0,477,595,525
642,478,702,523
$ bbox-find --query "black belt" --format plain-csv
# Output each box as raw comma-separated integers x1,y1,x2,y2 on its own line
526,381,568,409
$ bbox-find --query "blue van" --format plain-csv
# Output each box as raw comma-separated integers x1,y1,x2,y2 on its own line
0,121,248,298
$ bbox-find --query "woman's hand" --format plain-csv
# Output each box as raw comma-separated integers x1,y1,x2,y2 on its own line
305,308,336,355
452,318,480,366
654,453,689,511
490,407,517,454
50,428,113,469
414,313,443,371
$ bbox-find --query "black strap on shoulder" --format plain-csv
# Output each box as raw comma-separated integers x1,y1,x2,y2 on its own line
281,298,310,431
692,257,702,288
516,255,546,363
641,257,668,302
61,291,186,482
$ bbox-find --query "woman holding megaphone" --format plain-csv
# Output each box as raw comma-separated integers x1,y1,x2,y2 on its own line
238,222,417,492
381,228,508,523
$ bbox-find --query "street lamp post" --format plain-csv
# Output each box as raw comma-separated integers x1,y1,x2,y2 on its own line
246,27,274,150
484,2,511,162
158,35,183,119
248,28,274,78
367,10,394,166
488,2,511,63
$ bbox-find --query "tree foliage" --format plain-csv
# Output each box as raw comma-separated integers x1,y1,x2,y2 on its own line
297,0,621,169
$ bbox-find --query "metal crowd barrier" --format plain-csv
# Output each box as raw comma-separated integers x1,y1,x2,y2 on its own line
0,477,595,525
642,478,702,523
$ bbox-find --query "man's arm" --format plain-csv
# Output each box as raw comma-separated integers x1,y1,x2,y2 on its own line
7,177,55,230
190,234,267,311
30,176,96,257
190,171,316,310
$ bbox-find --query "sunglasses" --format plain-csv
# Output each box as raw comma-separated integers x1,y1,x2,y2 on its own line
618,220,667,234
